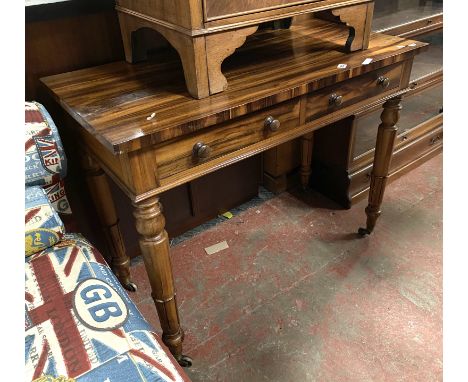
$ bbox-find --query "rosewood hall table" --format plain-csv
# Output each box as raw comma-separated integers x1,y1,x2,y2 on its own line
41,18,426,366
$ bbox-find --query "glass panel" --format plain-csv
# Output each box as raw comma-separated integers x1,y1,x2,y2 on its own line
411,30,443,80
372,0,443,31
353,83,443,158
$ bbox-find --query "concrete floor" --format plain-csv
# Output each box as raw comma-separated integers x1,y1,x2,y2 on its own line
129,153,442,382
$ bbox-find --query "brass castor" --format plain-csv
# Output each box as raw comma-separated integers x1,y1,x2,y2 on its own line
177,355,193,368
123,281,138,292
358,227,371,237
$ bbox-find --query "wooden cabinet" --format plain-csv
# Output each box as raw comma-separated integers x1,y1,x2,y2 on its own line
264,0,443,206
115,0,375,98
344,0,443,206
42,22,424,359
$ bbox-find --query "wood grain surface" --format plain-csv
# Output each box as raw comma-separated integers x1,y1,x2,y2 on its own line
41,18,426,154
204,0,321,21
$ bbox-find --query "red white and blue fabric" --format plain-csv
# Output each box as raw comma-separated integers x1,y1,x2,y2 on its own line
25,186,65,256
25,234,190,382
25,102,71,215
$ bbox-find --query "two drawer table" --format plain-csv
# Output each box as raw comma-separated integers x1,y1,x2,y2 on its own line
41,18,426,365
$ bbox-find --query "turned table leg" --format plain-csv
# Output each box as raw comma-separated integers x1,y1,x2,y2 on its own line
359,96,402,236
133,197,191,367
301,132,314,189
82,154,137,291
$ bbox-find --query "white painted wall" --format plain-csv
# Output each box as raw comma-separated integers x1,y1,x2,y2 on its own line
25,0,72,6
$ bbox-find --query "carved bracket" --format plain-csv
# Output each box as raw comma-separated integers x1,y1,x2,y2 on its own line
205,26,259,94
316,3,373,52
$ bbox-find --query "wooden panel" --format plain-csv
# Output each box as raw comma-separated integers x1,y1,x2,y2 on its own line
350,145,442,205
352,80,443,162
305,63,403,123
26,9,124,100
372,0,443,34
263,140,301,177
115,0,203,29
103,156,260,258
154,99,300,180
41,19,427,154
349,125,443,199
204,0,319,21
376,14,443,38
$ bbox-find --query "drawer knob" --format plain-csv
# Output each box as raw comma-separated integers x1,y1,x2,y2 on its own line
329,94,343,107
264,116,281,132
192,142,211,159
377,76,391,89
430,135,442,146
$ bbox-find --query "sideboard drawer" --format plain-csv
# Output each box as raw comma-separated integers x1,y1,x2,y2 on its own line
154,99,300,180
349,126,443,197
305,63,404,123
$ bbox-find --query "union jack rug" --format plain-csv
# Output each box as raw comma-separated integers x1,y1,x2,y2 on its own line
25,234,190,382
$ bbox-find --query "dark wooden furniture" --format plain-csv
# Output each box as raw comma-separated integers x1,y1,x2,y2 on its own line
26,1,262,258
263,0,443,206
115,0,375,98
41,18,425,365
312,0,443,206
346,0,443,205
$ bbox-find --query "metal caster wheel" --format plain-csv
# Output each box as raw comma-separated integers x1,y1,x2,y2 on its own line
123,281,138,292
178,355,193,368
358,227,371,237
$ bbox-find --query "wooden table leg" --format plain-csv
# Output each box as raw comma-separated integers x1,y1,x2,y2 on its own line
359,96,402,236
133,197,192,367
301,132,314,189
82,154,137,291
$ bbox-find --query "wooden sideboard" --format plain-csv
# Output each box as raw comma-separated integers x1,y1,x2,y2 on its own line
263,0,443,207
41,18,425,365
115,0,375,98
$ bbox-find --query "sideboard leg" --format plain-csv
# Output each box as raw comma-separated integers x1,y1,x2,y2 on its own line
82,154,137,291
315,3,374,52
300,132,315,189
359,96,402,236
133,197,191,366
205,26,258,95
171,34,210,99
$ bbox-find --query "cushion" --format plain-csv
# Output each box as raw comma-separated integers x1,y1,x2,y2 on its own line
43,179,72,215
25,186,65,256
25,234,190,382
25,101,67,187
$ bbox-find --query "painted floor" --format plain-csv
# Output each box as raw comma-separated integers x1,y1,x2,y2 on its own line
130,153,443,382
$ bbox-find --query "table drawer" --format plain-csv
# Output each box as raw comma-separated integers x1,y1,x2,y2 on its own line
305,63,404,123
155,99,300,180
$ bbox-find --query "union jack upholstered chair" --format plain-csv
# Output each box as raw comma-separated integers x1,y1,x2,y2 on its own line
25,102,191,382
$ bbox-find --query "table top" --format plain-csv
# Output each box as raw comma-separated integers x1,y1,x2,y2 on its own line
41,18,426,154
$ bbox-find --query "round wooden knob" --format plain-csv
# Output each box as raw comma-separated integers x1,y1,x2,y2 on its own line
329,94,343,107
264,116,281,132
377,76,391,89
192,142,211,159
